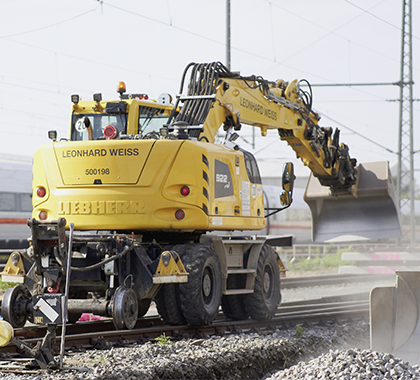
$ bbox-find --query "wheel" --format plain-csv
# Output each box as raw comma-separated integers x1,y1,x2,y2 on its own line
2,285,31,328
155,244,187,325
112,287,138,330
179,244,222,326
221,275,249,320
244,244,280,321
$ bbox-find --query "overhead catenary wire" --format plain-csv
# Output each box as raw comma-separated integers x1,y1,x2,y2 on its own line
320,113,397,155
344,0,420,42
0,6,100,39
0,0,416,170
1,0,414,108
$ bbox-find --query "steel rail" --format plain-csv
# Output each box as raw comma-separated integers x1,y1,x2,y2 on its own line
281,273,395,289
0,293,369,358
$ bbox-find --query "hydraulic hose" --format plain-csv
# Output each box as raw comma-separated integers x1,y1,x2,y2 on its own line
70,245,130,272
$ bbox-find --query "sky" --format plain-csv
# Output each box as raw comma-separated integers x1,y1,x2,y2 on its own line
0,0,419,187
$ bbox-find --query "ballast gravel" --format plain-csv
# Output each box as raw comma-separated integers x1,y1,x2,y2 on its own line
1,319,419,380
266,348,420,380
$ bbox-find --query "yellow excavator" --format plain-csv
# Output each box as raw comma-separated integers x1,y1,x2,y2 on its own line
1,62,401,334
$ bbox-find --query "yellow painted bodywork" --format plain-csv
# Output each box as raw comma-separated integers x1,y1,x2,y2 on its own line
1,252,25,283
32,133,266,232
153,251,188,284
0,320,13,347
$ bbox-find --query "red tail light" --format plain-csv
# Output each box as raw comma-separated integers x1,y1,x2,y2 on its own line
37,187,46,197
39,211,48,220
180,186,190,196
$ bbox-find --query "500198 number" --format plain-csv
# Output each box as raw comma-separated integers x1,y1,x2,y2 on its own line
85,168,110,175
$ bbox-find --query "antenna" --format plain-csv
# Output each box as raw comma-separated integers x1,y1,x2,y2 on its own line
226,0,231,70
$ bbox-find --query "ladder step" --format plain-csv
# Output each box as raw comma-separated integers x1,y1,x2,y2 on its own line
227,269,256,274
224,289,254,295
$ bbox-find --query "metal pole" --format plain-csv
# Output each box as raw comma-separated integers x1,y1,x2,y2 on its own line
226,0,231,70
407,0,415,247
59,222,74,369
397,0,415,247
397,1,404,225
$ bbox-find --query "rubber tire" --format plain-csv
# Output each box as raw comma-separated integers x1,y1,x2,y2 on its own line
244,244,280,321
221,275,249,320
155,244,187,325
179,244,222,326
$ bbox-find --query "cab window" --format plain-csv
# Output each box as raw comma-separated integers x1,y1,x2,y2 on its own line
241,150,262,184
139,106,170,135
71,113,127,141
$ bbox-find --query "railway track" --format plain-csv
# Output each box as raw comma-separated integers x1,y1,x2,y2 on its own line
0,272,383,362
0,292,369,361
0,271,383,374
281,273,395,288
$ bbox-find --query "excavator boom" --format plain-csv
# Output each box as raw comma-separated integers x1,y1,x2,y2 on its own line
169,62,401,242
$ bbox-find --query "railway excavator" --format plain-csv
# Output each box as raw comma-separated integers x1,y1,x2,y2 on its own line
0,62,401,354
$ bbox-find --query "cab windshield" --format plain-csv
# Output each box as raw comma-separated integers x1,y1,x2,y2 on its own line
71,113,127,141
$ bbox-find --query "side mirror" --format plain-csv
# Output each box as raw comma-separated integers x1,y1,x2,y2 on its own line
282,162,295,192
265,162,295,218
280,190,292,207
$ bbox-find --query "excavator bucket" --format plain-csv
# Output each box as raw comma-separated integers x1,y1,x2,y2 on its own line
370,271,420,365
304,161,402,242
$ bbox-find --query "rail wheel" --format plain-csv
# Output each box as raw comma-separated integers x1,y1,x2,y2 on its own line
112,287,138,330
155,244,187,325
2,284,31,328
179,244,222,325
244,244,280,320
221,275,249,320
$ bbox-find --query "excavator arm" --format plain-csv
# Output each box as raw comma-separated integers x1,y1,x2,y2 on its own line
167,62,401,242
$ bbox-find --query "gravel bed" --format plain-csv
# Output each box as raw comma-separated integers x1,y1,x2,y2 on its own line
267,348,420,380
0,318,418,379
0,318,376,380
